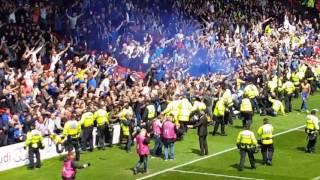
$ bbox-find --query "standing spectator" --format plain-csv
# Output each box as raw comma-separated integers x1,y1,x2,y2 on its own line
133,129,150,175
161,116,177,161
192,110,209,156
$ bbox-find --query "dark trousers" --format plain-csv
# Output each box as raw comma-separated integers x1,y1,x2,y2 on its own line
65,138,80,161
213,116,225,135
124,134,132,152
250,98,259,112
266,108,276,117
135,155,148,172
62,176,75,180
261,144,274,164
224,109,233,125
179,121,188,133
97,125,106,148
199,136,208,155
81,126,94,151
284,93,292,113
306,133,317,153
152,134,162,156
28,147,41,168
239,148,255,170
241,112,253,128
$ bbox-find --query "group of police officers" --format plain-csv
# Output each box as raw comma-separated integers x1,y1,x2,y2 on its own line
23,63,320,174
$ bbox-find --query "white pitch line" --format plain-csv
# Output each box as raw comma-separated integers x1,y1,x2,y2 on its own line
170,169,265,180
136,125,306,180
312,176,320,180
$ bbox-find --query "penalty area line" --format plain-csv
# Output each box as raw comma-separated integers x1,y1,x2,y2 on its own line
136,125,305,180
170,169,265,180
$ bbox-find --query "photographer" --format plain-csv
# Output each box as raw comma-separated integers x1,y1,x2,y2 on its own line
62,151,90,180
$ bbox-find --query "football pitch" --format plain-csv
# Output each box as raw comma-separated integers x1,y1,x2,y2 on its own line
1,94,320,180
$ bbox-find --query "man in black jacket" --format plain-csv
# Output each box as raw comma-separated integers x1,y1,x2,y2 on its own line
192,110,208,156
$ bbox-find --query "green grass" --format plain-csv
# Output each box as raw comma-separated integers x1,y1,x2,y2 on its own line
1,94,320,180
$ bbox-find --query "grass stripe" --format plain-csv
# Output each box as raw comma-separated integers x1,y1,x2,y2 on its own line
170,169,265,180
136,124,306,180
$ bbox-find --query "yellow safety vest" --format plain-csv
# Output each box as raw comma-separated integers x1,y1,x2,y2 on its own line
305,115,319,134
223,89,233,107
25,130,43,148
81,112,94,127
192,101,207,111
240,98,252,112
213,99,225,117
63,120,81,138
121,119,130,136
291,72,300,85
283,81,295,94
146,105,156,119
237,130,257,149
257,124,273,145
94,109,109,126
177,98,192,122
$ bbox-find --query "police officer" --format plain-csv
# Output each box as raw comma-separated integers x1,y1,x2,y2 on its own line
212,98,226,136
236,125,257,171
80,109,95,151
266,96,285,116
305,109,319,153
222,85,234,125
142,99,156,132
24,123,44,169
244,82,259,112
118,102,134,153
240,95,253,128
257,118,274,165
282,79,295,113
63,117,81,161
177,95,193,133
94,104,109,150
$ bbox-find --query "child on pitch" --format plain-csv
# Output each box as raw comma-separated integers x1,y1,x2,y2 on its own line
133,128,150,175
61,151,90,180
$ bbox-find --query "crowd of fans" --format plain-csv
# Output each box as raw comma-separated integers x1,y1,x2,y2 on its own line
0,0,320,150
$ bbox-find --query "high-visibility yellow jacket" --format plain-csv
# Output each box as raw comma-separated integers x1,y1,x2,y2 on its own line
118,107,134,136
177,98,193,122
291,72,300,86
25,129,43,149
244,84,259,99
146,104,156,120
162,100,180,120
63,120,81,139
94,109,109,126
306,115,319,134
257,124,274,145
192,101,207,112
268,97,285,115
237,130,257,149
222,89,233,107
213,99,225,117
240,98,252,112
80,112,94,127
282,81,295,94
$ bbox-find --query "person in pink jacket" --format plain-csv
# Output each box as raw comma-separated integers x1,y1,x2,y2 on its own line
133,129,150,175
151,117,163,156
161,116,177,161
61,151,90,180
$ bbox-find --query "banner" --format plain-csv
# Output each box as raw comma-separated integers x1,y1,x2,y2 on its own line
0,124,121,172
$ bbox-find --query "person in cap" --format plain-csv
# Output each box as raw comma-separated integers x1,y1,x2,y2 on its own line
305,109,319,153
